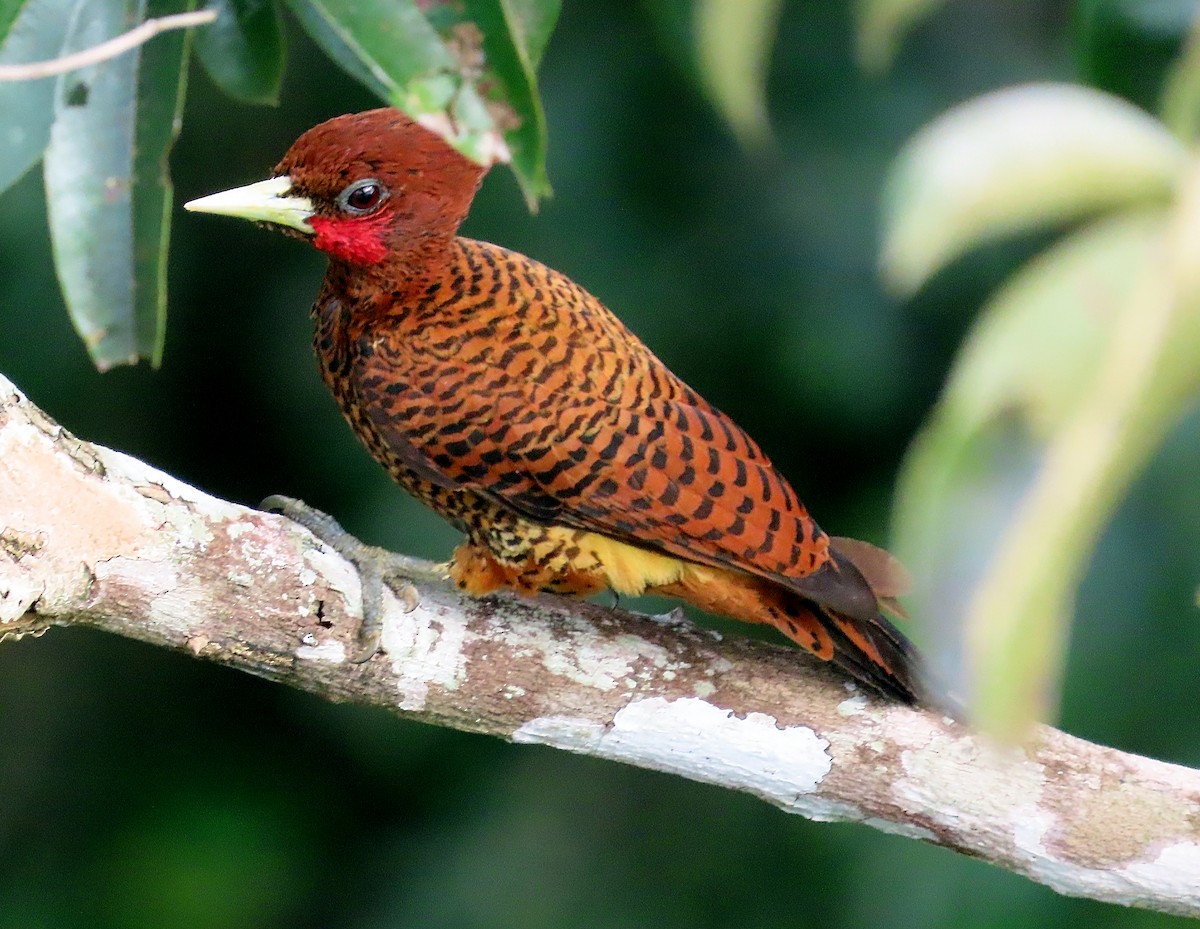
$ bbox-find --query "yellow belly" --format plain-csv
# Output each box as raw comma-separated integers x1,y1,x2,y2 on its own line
449,520,828,650
450,522,719,599
570,529,693,594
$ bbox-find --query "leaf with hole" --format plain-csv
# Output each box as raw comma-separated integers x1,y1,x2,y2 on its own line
0,0,80,197
43,0,192,369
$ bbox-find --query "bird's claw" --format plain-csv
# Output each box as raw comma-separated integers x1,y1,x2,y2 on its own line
393,582,420,613
262,494,422,663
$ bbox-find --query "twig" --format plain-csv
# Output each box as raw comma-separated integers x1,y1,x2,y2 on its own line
0,370,1198,917
0,9,218,82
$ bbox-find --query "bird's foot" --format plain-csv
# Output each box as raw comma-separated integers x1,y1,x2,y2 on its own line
261,495,421,663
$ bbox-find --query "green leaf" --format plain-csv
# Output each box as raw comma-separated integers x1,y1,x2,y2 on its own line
461,0,560,206
892,197,1200,735
968,184,1200,736
132,0,195,367
502,0,557,66
693,0,780,147
282,0,508,168
939,218,1167,437
854,0,948,71
43,0,193,370
881,83,1188,296
0,0,80,197
893,210,1161,629
892,211,1161,648
44,1,140,368
281,0,436,102
194,0,284,105
285,0,556,203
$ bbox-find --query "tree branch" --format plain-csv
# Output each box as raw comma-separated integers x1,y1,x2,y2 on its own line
1,371,1197,917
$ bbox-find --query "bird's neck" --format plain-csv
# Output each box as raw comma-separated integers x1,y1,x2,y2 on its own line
320,232,457,317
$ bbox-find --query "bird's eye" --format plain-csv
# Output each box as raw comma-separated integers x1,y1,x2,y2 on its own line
338,179,387,215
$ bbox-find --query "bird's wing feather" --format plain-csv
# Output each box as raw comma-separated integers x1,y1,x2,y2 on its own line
358,350,879,620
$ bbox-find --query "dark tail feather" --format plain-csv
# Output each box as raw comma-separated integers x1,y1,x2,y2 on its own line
821,605,960,715
820,605,923,704
770,588,929,706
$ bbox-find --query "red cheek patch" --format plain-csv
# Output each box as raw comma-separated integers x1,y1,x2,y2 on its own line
309,212,390,264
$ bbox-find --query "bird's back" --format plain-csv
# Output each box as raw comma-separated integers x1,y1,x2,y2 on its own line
319,238,880,619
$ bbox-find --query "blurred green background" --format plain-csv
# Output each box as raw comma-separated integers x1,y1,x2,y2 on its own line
2,1,1198,927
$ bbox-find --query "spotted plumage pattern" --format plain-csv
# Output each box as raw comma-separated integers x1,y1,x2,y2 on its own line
191,108,929,705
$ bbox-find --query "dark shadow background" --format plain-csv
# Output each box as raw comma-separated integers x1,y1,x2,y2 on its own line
2,2,1198,927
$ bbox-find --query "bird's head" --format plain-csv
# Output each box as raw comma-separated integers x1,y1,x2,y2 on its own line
185,108,488,267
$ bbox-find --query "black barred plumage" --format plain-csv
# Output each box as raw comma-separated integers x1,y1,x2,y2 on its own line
187,107,933,706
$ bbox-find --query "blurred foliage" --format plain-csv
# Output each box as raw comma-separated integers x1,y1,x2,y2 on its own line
882,79,1200,735
873,0,1200,738
1074,0,1200,110
1,1,1199,928
693,0,781,146
855,0,949,70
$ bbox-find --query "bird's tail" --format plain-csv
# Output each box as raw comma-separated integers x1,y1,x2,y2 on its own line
798,599,925,706
768,584,962,713
651,563,943,709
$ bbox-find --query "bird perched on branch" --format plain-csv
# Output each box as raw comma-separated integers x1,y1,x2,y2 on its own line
186,108,930,705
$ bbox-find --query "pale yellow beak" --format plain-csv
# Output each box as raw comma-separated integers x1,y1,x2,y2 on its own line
184,175,315,234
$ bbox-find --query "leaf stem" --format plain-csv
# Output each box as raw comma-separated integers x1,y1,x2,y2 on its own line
0,9,217,82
